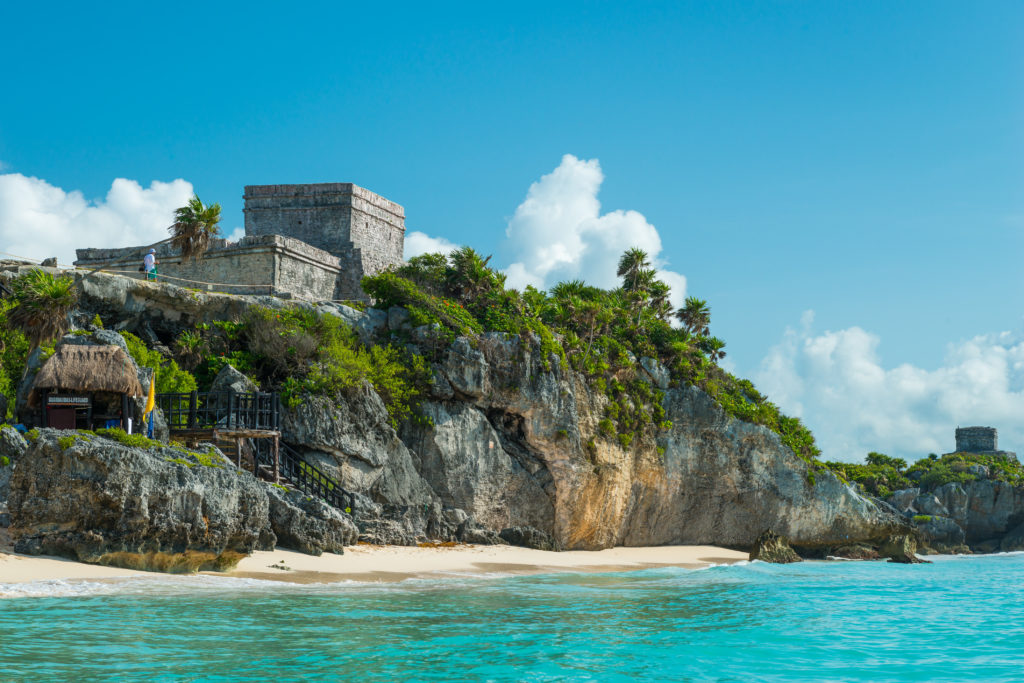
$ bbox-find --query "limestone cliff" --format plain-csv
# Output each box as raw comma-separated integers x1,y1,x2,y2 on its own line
6,430,357,571
0,269,908,554
285,331,907,550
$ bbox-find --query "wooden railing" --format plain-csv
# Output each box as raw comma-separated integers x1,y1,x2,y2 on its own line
155,391,281,432
252,439,352,511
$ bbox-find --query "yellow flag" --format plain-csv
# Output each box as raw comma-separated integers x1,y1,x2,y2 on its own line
144,369,156,414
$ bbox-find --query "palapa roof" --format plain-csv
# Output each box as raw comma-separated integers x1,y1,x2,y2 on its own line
30,344,144,404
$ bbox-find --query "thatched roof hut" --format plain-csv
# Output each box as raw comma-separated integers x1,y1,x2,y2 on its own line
29,344,144,405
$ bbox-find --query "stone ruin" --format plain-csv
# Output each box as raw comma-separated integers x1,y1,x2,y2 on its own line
947,426,1017,461
74,183,405,303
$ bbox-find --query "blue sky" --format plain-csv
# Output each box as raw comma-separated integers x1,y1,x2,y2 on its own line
1,1,1022,460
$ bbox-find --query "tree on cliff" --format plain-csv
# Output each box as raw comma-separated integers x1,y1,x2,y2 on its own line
616,247,651,291
6,269,78,349
676,297,711,336
169,195,222,262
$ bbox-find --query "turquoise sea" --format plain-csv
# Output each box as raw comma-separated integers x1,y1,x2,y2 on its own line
2,553,1023,682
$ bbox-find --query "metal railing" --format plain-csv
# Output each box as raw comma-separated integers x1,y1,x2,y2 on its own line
156,391,281,432
252,439,351,511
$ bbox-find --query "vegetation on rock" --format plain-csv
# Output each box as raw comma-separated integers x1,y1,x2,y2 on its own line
119,331,198,394
178,307,430,429
0,298,30,419
363,246,822,465
826,450,1024,498
5,269,77,349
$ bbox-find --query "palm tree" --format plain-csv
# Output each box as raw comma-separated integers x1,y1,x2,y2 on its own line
7,269,78,349
616,248,651,292
700,336,727,364
447,246,494,302
676,296,711,336
648,280,673,322
169,195,222,262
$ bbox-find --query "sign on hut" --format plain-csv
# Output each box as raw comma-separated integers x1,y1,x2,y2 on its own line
29,345,144,431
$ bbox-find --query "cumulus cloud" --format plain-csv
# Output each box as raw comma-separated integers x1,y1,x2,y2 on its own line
502,155,686,307
404,230,459,260
756,311,1024,462
0,171,193,265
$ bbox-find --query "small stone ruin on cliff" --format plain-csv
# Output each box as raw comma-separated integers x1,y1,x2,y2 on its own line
946,426,1017,461
74,183,406,303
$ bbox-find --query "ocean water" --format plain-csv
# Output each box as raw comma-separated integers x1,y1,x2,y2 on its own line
2,554,1023,682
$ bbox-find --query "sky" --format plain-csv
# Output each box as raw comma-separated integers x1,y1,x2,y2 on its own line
1,1,1021,462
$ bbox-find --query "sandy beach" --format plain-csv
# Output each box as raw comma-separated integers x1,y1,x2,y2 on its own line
0,532,746,586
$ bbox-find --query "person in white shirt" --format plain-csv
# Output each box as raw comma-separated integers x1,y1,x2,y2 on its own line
143,248,158,281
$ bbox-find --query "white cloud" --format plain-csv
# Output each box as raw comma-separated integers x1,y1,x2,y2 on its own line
404,230,459,260
756,311,1024,462
501,154,686,307
226,226,245,242
0,171,193,265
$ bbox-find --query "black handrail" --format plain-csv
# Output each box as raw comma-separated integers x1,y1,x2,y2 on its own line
251,439,352,512
156,391,280,432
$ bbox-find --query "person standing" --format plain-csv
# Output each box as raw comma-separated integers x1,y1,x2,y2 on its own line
143,248,158,281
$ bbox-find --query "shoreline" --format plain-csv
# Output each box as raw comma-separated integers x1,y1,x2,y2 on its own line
0,543,748,588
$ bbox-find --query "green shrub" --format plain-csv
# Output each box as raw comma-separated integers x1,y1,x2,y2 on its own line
913,515,932,523
119,331,197,394
0,299,30,419
0,456,9,467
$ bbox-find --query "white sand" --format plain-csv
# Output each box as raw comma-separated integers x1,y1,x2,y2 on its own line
229,544,747,583
0,541,747,586
0,550,146,583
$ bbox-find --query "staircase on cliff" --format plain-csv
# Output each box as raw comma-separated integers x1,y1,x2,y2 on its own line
156,390,352,511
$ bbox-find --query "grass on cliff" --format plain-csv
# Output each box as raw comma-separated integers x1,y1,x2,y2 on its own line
362,246,822,466
825,450,1024,498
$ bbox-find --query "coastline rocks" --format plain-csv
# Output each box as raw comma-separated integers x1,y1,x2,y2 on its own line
9,430,275,572
499,526,561,551
828,544,880,560
266,486,358,556
749,530,801,563
0,427,28,512
916,515,966,550
879,535,927,564
1000,521,1024,552
15,271,919,554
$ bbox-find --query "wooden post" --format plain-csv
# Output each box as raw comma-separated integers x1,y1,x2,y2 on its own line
188,391,198,429
228,393,236,430
273,434,280,484
236,437,242,469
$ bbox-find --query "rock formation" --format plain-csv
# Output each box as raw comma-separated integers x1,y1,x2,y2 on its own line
887,477,1024,553
7,430,354,570
749,530,801,563
283,327,909,551
1,269,913,559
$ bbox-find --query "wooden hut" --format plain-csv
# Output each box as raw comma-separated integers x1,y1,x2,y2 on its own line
29,345,144,431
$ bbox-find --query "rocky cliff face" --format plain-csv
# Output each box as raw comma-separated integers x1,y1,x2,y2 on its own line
284,329,907,551
887,477,1024,553
2,270,908,555
7,430,357,570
